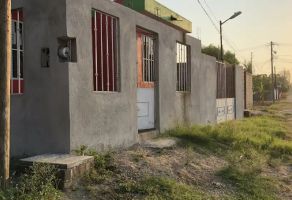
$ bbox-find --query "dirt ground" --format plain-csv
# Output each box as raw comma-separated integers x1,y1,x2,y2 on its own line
63,91,292,200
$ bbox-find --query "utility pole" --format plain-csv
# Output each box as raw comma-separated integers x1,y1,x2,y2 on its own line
220,20,224,61
0,0,12,189
270,41,275,103
274,65,277,100
250,52,253,74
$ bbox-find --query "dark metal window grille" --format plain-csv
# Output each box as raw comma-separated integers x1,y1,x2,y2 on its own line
216,62,235,98
176,43,190,92
92,10,119,92
226,65,235,98
11,9,24,94
142,35,155,82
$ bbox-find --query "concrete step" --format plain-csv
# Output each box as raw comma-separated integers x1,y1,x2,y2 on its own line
18,154,94,189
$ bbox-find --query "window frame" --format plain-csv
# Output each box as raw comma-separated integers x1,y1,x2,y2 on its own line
176,42,191,92
92,9,120,93
11,8,24,95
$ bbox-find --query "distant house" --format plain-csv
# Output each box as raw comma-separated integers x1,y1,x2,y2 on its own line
10,0,245,157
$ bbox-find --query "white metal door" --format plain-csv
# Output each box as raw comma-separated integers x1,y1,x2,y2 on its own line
137,88,155,130
137,31,156,131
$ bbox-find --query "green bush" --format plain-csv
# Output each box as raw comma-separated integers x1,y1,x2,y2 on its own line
0,163,61,200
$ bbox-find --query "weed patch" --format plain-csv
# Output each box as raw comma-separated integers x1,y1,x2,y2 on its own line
118,176,211,200
0,163,61,200
218,166,277,200
165,116,291,156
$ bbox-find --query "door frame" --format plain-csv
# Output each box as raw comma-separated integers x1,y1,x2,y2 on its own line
136,27,159,132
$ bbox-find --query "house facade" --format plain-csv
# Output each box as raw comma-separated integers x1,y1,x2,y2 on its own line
10,0,244,157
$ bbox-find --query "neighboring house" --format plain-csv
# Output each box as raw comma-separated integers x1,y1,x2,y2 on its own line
10,0,245,157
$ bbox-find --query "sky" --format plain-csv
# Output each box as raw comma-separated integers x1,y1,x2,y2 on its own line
157,0,292,75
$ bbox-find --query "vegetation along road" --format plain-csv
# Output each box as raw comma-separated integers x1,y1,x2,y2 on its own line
62,92,292,200
1,92,292,200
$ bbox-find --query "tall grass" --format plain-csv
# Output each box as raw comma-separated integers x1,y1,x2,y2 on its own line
165,116,292,156
164,116,292,199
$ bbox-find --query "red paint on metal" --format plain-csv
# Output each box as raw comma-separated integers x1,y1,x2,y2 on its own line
11,9,24,95
11,79,23,94
12,9,23,21
92,15,97,91
137,30,155,89
107,16,113,91
92,10,117,92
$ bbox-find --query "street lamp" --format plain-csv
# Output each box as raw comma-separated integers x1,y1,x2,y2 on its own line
220,11,242,61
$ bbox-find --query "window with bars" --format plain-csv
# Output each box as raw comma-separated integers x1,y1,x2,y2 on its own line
176,43,190,92
142,34,155,83
92,9,119,92
11,9,24,94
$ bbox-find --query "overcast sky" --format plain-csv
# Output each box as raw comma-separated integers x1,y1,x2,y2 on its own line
157,0,292,75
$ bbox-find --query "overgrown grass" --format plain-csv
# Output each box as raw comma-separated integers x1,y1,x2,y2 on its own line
75,146,216,199
164,115,292,199
118,176,212,200
75,146,116,185
0,163,61,200
165,116,292,156
218,166,277,200
73,114,292,199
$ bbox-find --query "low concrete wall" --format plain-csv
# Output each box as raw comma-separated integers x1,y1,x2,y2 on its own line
188,48,217,125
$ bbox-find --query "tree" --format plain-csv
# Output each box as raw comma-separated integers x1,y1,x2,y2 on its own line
0,0,12,189
243,61,252,74
201,44,220,60
224,51,239,65
202,44,240,65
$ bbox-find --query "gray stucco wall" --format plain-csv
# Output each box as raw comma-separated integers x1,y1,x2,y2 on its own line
189,53,217,125
66,0,193,151
10,0,234,156
11,0,70,156
235,66,245,119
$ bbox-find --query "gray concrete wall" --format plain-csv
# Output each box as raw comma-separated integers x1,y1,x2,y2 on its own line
189,52,217,125
235,66,245,119
10,0,232,156
11,0,70,156
65,0,207,151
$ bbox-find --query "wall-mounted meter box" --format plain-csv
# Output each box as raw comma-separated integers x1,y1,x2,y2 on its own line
57,36,77,63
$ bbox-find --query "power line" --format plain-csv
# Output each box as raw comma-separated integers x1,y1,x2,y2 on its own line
200,0,241,52
278,43,292,46
196,0,243,60
196,0,219,32
195,0,249,63
256,59,270,69
202,0,219,23
277,54,292,57
237,44,267,52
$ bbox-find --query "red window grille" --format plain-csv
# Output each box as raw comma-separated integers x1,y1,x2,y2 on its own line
92,10,119,92
11,9,24,95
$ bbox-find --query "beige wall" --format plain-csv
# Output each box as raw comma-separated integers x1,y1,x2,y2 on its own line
245,72,253,109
